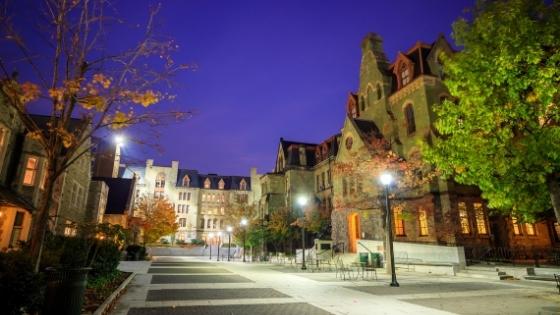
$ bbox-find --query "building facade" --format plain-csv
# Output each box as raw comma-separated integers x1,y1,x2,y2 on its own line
124,160,256,242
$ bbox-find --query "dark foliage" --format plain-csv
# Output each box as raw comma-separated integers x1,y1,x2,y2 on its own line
0,251,43,315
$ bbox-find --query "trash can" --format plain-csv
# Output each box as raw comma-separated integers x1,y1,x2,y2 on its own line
43,267,91,315
370,253,382,268
359,252,369,265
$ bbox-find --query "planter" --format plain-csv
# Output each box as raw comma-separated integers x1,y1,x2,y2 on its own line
43,267,92,315
91,272,135,315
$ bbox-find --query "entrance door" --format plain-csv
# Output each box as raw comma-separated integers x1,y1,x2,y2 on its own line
347,213,360,253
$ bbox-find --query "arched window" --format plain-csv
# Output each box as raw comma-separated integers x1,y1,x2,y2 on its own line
404,104,416,134
349,104,358,118
212,218,218,229
182,175,190,187
400,63,410,86
218,179,225,190
239,179,247,190
204,178,211,189
376,83,382,100
155,172,165,188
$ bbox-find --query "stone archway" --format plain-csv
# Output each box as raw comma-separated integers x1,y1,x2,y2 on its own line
347,213,360,253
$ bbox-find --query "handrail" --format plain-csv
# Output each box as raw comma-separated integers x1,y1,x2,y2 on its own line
357,241,374,254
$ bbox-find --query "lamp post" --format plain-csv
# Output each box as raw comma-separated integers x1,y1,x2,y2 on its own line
226,226,233,261
208,232,214,260
240,218,248,262
297,195,308,270
380,172,399,287
216,232,222,261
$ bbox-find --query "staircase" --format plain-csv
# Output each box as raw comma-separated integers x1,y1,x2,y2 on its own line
456,266,517,280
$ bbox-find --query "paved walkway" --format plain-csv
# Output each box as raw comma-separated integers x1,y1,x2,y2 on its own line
112,257,560,315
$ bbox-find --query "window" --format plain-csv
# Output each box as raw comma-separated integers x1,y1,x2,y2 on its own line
474,203,487,234
511,217,522,235
419,208,429,236
218,179,225,190
71,182,79,206
376,83,382,100
342,178,348,196
316,175,320,192
179,218,186,227
349,104,357,118
299,146,307,166
206,219,211,228
9,212,25,248
187,192,191,201
394,208,405,236
22,156,39,186
525,223,536,236
155,173,165,188
404,104,416,135
327,170,332,185
220,219,224,229
63,220,77,237
200,219,205,229
212,218,217,229
458,202,470,234
400,64,410,86
240,179,247,190
321,172,325,189
183,175,190,187
204,178,211,189
220,207,224,215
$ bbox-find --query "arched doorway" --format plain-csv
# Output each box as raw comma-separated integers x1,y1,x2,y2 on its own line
347,213,360,253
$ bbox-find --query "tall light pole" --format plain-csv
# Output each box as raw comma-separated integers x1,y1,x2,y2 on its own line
297,195,308,270
216,232,222,261
113,135,125,178
380,172,399,287
226,226,233,261
240,218,248,262
208,232,214,260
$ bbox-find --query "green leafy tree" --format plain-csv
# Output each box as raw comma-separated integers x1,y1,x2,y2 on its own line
424,0,560,222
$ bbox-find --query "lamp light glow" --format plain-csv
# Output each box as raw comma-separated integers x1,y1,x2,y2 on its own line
240,218,248,226
208,232,215,238
297,195,308,207
380,173,394,186
226,226,233,232
115,135,125,146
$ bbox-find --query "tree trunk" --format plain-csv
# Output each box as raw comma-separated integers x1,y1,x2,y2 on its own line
29,167,56,272
547,173,560,223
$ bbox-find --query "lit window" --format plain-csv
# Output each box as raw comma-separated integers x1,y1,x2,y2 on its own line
474,203,487,234
63,220,77,237
22,156,38,186
554,222,560,240
204,178,211,189
419,208,429,236
218,179,225,190
9,212,25,248
404,104,416,135
240,179,247,190
512,217,522,235
401,64,410,86
458,202,470,234
155,173,165,189
394,208,405,236
525,223,536,236
183,175,190,187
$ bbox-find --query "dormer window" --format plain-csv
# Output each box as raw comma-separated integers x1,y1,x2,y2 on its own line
401,64,410,86
239,179,247,191
182,175,190,187
155,172,165,188
218,179,225,190
204,178,211,189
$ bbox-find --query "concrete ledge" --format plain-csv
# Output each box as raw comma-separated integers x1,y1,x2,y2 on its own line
92,272,136,315
397,262,458,276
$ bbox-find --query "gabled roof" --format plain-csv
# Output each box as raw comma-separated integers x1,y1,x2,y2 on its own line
353,118,382,139
175,169,251,191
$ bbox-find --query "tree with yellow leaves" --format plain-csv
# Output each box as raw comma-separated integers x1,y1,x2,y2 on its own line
131,196,178,245
0,0,190,270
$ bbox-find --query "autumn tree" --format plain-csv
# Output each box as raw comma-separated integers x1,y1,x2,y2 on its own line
132,196,178,244
0,1,188,270
266,206,299,253
424,0,560,222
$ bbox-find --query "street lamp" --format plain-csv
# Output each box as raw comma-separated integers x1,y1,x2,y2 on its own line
226,226,233,261
380,172,399,287
240,218,248,262
208,232,214,260
297,195,308,270
216,232,222,261
114,135,125,146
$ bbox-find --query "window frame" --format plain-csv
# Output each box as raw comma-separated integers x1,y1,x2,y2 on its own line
22,156,39,186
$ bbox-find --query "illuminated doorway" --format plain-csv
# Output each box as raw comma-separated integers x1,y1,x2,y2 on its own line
347,213,360,253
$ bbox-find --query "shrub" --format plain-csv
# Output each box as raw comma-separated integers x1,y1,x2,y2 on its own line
191,238,206,246
125,244,147,261
0,251,43,315
176,239,186,245
89,241,121,277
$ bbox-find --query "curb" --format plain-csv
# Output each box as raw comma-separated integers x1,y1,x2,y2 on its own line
91,272,136,315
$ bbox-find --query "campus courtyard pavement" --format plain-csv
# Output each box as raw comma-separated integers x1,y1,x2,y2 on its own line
112,257,560,315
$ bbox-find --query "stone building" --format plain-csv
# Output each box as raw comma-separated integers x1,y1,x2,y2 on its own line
124,160,255,242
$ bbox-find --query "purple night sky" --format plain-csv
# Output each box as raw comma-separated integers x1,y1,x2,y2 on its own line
7,0,474,176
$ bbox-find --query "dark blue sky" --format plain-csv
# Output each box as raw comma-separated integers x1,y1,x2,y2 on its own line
8,0,474,176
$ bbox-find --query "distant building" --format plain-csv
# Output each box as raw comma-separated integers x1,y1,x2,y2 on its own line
123,160,257,242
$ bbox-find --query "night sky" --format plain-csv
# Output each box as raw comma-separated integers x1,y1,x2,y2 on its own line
8,0,474,176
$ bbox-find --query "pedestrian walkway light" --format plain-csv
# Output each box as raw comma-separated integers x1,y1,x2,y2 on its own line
240,218,248,262
380,172,399,287
216,232,222,261
297,195,308,270
208,232,214,260
226,226,233,261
